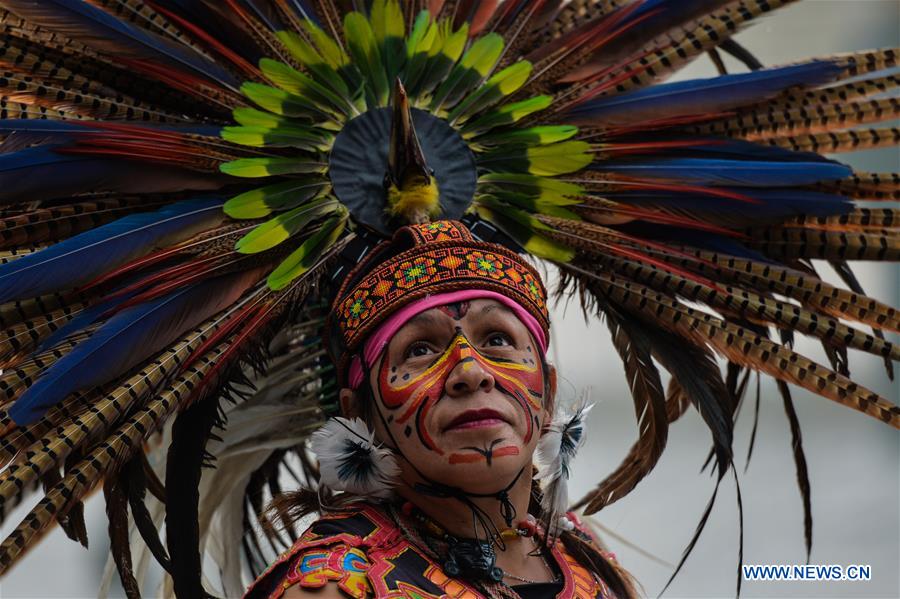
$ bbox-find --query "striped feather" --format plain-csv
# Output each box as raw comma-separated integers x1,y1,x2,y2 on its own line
572,266,900,427
9,269,261,425
0,340,231,575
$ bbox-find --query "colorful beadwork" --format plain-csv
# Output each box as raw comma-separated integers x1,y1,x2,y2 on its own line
334,223,550,355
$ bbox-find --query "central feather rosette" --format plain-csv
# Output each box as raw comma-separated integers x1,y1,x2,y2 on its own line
218,1,589,289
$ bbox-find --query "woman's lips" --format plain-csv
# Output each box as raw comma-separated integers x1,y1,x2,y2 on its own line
444,409,507,431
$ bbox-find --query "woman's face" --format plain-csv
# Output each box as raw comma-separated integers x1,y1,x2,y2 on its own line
344,298,555,494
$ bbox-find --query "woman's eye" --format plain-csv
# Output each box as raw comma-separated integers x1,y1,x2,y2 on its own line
485,333,513,347
406,342,435,358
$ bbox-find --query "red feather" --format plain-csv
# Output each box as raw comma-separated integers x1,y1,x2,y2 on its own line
145,1,262,80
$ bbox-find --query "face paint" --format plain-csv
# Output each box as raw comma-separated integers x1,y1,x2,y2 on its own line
435,301,470,321
449,441,520,465
375,329,544,457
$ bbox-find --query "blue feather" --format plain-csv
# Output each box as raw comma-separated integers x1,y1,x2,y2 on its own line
34,290,140,354
9,272,255,426
0,199,224,303
619,223,772,261
0,122,211,157
615,137,839,164
3,0,239,89
283,0,317,20
0,120,222,137
567,61,843,125
594,158,851,187
244,0,288,31
0,146,229,202
608,188,852,219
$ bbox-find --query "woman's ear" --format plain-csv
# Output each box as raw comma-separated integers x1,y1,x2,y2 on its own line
339,388,362,419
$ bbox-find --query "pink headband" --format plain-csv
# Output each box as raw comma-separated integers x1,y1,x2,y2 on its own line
347,290,548,389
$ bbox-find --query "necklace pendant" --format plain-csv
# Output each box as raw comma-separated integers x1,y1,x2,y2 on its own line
444,538,504,582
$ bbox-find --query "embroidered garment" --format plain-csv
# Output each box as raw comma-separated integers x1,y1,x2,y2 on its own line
244,503,616,599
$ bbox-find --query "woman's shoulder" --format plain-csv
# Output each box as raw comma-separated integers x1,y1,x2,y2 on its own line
243,502,397,599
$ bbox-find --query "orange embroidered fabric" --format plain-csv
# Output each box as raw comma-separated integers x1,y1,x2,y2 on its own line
244,503,616,599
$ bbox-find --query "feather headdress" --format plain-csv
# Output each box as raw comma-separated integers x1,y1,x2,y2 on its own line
0,0,895,596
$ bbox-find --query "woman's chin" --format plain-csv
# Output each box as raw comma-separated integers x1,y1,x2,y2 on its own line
427,449,527,493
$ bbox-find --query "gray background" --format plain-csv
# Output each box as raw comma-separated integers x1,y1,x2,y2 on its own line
1,1,898,597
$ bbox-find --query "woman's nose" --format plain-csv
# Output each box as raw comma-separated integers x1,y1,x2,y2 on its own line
445,357,495,397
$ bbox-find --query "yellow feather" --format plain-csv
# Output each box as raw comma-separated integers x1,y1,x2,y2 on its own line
386,179,441,222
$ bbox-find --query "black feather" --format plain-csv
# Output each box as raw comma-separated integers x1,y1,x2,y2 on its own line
104,475,141,599
658,475,723,597
165,396,220,599
122,457,172,573
777,381,813,563
744,373,762,472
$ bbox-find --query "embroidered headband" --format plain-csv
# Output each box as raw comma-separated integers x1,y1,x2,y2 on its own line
328,220,550,386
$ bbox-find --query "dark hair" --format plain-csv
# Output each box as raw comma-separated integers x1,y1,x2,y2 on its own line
526,477,640,598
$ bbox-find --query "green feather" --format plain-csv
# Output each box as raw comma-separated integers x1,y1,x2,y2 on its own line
370,0,405,83
233,107,292,128
406,10,432,59
461,95,553,137
235,197,339,254
224,179,331,219
370,0,404,41
403,12,439,96
275,30,354,101
525,141,593,176
479,173,585,204
485,191,581,219
259,58,355,117
241,82,336,123
447,61,533,124
220,157,326,178
344,12,389,108
478,140,593,176
301,21,349,69
475,197,575,262
475,125,579,147
430,33,504,112
221,125,333,152
267,209,348,290
409,21,468,99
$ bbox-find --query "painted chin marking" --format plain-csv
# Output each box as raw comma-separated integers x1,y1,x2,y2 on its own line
448,445,519,465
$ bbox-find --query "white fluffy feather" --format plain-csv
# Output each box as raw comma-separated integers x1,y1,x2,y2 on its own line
535,399,593,539
310,417,399,499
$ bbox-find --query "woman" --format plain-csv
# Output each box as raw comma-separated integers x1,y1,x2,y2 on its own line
245,220,637,598
0,2,896,597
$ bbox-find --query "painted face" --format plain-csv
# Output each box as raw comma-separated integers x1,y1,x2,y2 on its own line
365,299,550,485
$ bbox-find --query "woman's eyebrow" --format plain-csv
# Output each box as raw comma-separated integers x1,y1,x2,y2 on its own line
406,311,441,327
479,303,514,316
